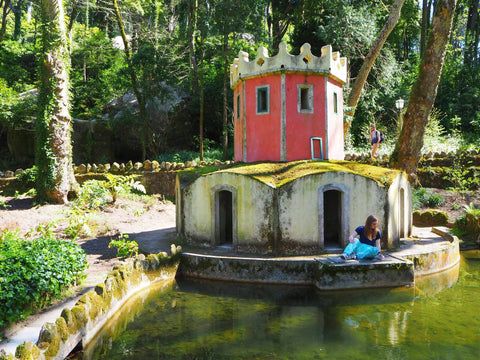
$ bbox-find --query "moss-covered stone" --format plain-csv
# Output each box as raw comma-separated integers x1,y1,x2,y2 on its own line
413,209,449,227
55,317,69,342
60,308,77,334
37,322,62,359
465,213,480,242
0,349,16,360
15,341,41,360
71,305,88,328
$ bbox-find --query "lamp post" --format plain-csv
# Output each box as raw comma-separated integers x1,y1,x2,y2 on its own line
395,98,405,132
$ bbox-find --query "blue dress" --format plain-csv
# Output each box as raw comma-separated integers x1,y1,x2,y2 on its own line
343,226,381,259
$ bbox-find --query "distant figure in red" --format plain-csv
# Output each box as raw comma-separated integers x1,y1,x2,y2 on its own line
370,124,381,159
341,215,384,260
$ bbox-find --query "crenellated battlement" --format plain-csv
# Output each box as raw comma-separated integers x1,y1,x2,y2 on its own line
230,42,347,87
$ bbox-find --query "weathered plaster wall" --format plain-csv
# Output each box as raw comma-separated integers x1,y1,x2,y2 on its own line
387,173,413,247
278,171,386,252
179,173,275,252
178,164,412,254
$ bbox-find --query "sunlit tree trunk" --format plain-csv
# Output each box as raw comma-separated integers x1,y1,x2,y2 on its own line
344,0,405,138
390,0,457,181
36,0,77,203
187,0,199,94
0,0,11,42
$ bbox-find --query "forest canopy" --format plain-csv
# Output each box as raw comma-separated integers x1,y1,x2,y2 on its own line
0,0,478,168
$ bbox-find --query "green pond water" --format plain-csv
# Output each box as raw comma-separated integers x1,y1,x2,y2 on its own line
73,251,480,360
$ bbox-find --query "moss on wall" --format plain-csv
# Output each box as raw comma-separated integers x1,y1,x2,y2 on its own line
413,209,449,227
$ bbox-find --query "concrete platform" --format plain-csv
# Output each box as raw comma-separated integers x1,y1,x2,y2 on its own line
177,226,460,291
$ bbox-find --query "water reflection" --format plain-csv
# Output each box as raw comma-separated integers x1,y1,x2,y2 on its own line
72,253,480,360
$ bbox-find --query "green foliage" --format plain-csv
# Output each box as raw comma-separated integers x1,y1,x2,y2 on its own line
412,188,446,210
108,233,139,259
462,202,480,217
157,140,233,163
75,180,112,210
16,166,37,189
0,227,88,329
70,26,128,119
64,209,95,240
443,152,480,196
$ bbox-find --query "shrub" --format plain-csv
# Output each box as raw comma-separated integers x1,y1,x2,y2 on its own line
74,180,111,210
412,188,445,210
109,233,138,259
0,227,88,329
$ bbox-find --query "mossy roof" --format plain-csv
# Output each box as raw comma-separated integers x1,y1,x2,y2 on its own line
179,160,402,188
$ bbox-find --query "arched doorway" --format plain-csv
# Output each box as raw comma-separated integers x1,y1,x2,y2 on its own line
399,188,405,238
218,190,233,245
323,190,342,248
318,184,350,251
212,185,237,247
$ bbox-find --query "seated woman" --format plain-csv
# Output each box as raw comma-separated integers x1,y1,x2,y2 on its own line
341,215,385,260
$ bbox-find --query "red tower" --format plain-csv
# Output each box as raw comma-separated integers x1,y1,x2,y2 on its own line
230,42,347,163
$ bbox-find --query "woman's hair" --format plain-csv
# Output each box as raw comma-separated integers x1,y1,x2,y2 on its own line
364,215,379,239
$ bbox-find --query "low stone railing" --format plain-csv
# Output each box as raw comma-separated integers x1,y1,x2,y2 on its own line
0,246,182,360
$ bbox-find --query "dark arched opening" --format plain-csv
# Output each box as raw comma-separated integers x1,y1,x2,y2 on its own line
323,189,342,249
218,190,233,245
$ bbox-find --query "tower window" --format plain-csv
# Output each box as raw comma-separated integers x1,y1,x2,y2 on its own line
333,92,338,114
298,85,313,113
236,93,241,119
256,86,269,114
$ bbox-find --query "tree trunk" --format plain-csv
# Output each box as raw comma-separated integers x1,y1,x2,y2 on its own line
344,0,406,138
36,0,77,203
465,0,479,67
390,0,457,181
187,0,199,94
13,0,22,41
112,0,149,160
199,31,204,161
420,0,430,57
0,0,11,42
222,31,229,160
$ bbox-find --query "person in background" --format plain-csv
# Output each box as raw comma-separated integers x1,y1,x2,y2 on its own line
370,124,381,159
341,214,385,260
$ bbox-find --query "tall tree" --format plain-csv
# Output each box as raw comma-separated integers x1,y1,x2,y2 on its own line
36,0,78,203
0,0,11,42
343,0,406,137
112,0,149,160
390,0,458,181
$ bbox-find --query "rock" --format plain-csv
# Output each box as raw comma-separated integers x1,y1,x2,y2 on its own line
165,162,172,171
134,162,143,171
86,163,92,173
5,170,14,178
14,169,24,176
77,164,87,174
151,160,159,170
160,161,166,170
112,162,120,172
143,160,152,170
125,160,133,171
91,164,98,173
